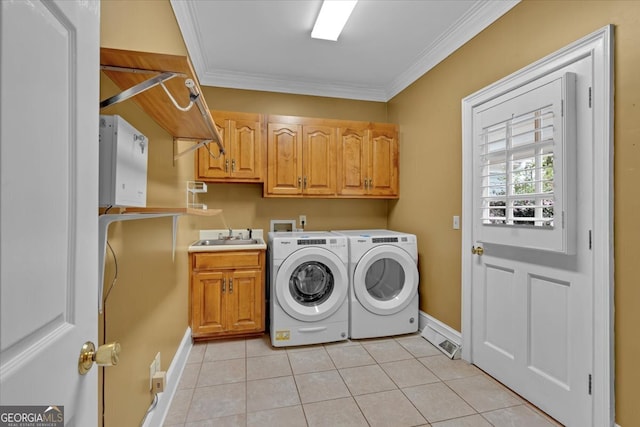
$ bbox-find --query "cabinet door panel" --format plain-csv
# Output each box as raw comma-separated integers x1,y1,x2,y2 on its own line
192,272,226,335
197,121,228,179
303,125,336,195
231,119,261,179
337,127,369,196
267,123,303,195
369,127,399,196
227,270,263,332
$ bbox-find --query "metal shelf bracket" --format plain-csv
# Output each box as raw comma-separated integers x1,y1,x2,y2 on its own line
100,64,225,160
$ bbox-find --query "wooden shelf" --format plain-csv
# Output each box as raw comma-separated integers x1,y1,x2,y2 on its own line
121,207,223,216
100,48,216,141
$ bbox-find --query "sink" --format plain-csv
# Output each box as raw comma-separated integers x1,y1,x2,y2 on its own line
193,239,260,246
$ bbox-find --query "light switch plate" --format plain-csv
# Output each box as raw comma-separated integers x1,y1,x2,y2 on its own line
453,216,460,230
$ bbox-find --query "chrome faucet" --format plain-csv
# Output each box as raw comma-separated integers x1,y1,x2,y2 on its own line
228,228,233,238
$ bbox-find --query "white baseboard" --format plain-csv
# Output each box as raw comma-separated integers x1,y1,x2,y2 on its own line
142,327,192,427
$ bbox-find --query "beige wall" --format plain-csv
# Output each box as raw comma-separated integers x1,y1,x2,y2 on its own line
101,0,639,425
100,1,388,425
387,1,640,425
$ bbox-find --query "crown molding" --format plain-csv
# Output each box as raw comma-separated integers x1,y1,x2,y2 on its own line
172,0,520,102
385,0,520,100
198,69,389,102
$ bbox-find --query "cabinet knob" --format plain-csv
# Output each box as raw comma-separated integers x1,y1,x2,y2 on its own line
229,278,233,293
231,159,236,172
297,177,302,188
222,278,226,293
225,159,229,172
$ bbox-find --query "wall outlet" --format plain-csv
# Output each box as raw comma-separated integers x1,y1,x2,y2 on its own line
149,352,161,390
152,371,166,394
299,215,307,229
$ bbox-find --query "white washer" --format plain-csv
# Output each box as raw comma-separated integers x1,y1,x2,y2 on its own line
334,230,420,339
268,231,349,347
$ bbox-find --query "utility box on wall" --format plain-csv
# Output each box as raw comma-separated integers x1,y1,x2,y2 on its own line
99,115,148,207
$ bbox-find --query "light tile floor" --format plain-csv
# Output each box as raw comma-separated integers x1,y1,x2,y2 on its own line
164,333,562,427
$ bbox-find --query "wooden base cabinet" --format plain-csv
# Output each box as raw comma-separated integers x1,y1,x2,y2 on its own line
190,250,265,341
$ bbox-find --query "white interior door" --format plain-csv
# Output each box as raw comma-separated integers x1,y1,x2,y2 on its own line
463,27,614,427
0,0,99,424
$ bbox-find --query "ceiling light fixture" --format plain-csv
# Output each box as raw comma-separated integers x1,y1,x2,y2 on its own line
311,0,358,41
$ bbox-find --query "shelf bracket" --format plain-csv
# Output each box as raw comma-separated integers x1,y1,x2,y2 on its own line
100,71,180,109
173,137,223,161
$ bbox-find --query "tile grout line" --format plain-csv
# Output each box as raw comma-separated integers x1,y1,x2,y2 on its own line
172,334,558,427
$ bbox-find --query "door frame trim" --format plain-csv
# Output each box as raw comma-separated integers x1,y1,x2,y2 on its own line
461,25,614,426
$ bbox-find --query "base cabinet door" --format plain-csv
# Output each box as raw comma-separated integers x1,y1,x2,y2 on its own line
192,271,226,335
190,251,265,341
227,270,263,332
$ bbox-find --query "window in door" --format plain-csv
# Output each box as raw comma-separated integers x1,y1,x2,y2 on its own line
482,106,556,227
474,72,576,253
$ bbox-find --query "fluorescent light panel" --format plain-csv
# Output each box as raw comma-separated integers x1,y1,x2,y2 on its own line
311,0,358,41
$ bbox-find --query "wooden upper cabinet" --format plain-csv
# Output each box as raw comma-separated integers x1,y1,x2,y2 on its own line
337,123,399,197
266,115,398,198
196,111,263,182
337,125,369,196
368,124,399,197
303,125,336,196
266,122,303,195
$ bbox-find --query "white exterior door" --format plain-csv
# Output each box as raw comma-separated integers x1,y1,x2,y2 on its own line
462,27,614,427
0,0,99,424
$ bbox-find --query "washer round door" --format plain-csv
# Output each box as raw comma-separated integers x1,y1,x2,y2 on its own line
353,245,419,315
275,247,348,322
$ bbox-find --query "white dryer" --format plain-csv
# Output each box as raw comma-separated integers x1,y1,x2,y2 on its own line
334,230,420,339
268,231,349,347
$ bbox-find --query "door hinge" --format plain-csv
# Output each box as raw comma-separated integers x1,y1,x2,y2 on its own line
589,230,592,250
562,211,565,228
588,374,592,395
561,99,564,117
588,87,592,108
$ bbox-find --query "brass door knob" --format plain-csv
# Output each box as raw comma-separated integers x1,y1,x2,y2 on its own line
78,341,121,375
471,246,484,256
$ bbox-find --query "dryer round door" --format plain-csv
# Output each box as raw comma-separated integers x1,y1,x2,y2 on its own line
275,247,348,322
353,245,419,316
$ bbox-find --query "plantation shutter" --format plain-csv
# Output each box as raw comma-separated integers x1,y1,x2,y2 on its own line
473,72,576,253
